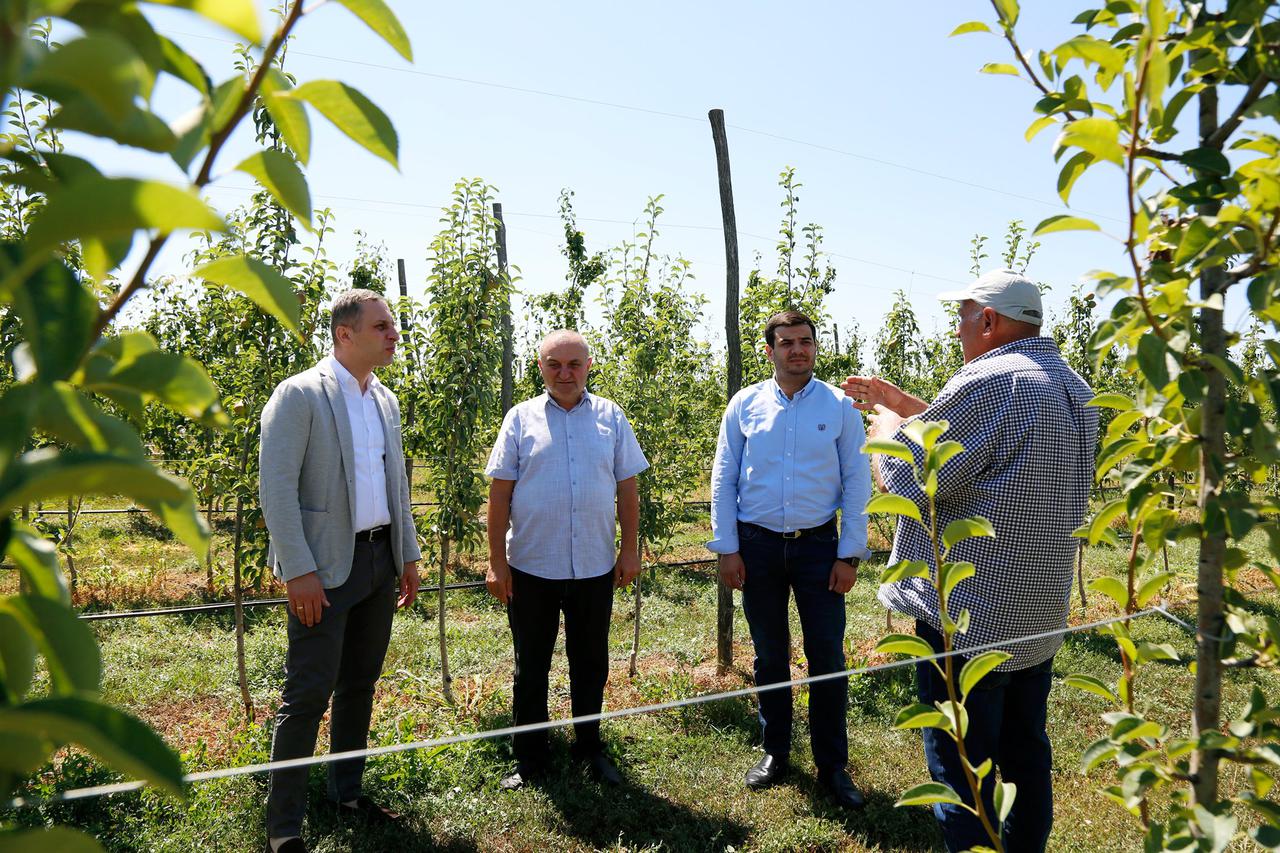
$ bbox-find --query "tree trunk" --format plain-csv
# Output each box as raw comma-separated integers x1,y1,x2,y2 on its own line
494,202,514,416
232,492,254,723
204,502,216,594
710,108,740,674
65,497,77,597
437,533,454,704
1191,77,1227,808
629,573,642,678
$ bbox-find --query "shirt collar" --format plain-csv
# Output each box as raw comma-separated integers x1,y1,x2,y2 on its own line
967,335,1057,366
769,375,817,403
325,354,379,396
543,389,592,413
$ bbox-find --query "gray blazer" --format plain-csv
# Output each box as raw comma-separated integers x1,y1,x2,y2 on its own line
260,360,422,588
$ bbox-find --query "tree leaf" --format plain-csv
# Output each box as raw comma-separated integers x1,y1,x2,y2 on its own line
1065,673,1119,703
1089,575,1130,610
146,0,262,44
893,702,949,729
5,519,69,604
866,493,922,522
1055,35,1125,74
158,34,209,95
981,63,1021,77
940,560,976,597
87,350,229,427
1056,151,1095,204
3,248,97,382
37,382,147,457
0,696,184,798
950,21,992,36
994,781,1018,825
1089,392,1134,410
0,827,104,853
942,517,996,550
261,69,311,165
0,596,100,694
897,781,966,807
335,0,413,60
1180,146,1231,177
1034,214,1101,235
879,559,931,584
959,651,1010,698
0,449,188,516
863,438,915,462
192,254,301,335
876,633,935,658
1135,571,1174,607
1054,117,1125,166
233,149,312,228
26,177,223,255
1137,332,1171,388
49,97,176,152
992,0,1019,26
23,33,148,121
287,80,398,168
1026,115,1056,142
0,609,37,703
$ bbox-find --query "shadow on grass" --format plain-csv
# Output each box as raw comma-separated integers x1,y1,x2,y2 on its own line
798,781,943,852
539,768,751,851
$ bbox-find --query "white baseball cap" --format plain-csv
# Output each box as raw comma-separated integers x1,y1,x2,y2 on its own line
937,268,1044,327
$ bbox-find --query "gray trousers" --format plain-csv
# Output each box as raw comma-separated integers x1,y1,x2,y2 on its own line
266,537,398,839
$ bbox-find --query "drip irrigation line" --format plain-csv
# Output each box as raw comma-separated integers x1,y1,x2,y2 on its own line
73,558,730,621
1153,604,1231,644
5,606,1165,809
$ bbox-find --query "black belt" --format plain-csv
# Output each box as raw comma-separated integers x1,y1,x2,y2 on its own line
355,524,391,543
743,518,836,540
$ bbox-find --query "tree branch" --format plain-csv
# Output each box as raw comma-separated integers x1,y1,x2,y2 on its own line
1206,73,1273,149
92,1,307,340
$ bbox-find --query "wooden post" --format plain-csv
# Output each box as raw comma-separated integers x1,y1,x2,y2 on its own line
494,203,514,416
396,258,409,330
231,427,255,723
710,108,740,673
397,258,417,493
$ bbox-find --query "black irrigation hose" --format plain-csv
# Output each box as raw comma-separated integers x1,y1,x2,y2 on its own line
29,498,716,516
72,553,903,623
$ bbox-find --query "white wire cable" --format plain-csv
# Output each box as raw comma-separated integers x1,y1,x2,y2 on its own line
5,606,1165,809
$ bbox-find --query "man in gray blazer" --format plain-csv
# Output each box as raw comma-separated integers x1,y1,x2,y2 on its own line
260,289,421,853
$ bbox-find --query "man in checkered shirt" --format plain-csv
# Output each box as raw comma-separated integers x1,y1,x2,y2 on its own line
843,269,1097,853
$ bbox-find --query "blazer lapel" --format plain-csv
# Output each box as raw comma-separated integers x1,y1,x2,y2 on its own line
319,363,358,526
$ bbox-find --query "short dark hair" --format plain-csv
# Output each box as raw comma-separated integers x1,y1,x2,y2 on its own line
764,310,817,347
330,289,386,342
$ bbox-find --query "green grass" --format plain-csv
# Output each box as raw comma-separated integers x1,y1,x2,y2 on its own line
3,509,1279,851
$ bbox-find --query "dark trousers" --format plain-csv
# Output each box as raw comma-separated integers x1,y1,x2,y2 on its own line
266,538,398,839
916,620,1055,853
737,520,848,771
507,566,614,765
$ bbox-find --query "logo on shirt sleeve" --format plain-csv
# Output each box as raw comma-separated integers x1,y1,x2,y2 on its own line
817,423,827,431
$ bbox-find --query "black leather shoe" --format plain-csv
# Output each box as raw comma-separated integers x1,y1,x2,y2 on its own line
265,838,308,853
744,754,789,789
818,766,867,810
333,795,403,824
581,750,624,786
500,762,545,791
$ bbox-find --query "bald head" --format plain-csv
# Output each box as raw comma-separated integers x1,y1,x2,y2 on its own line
539,329,590,360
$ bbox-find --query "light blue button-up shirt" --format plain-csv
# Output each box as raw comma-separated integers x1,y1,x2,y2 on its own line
485,391,649,580
708,377,872,560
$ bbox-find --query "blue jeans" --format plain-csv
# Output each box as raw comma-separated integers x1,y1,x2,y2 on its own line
916,620,1054,853
738,520,847,771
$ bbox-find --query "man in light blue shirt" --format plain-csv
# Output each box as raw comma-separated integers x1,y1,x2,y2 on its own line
485,329,649,790
709,310,873,809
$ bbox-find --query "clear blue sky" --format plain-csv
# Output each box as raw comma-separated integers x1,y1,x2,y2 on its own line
72,1,1254,357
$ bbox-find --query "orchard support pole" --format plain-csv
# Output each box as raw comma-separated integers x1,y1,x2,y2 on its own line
494,203,514,416
397,258,417,492
710,108,739,673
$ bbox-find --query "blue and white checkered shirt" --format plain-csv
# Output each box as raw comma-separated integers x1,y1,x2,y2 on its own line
486,391,649,580
877,337,1098,670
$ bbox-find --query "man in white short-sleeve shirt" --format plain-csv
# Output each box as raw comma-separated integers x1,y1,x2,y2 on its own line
485,329,649,790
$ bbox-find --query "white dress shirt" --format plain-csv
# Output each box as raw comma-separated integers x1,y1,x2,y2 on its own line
326,355,392,532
